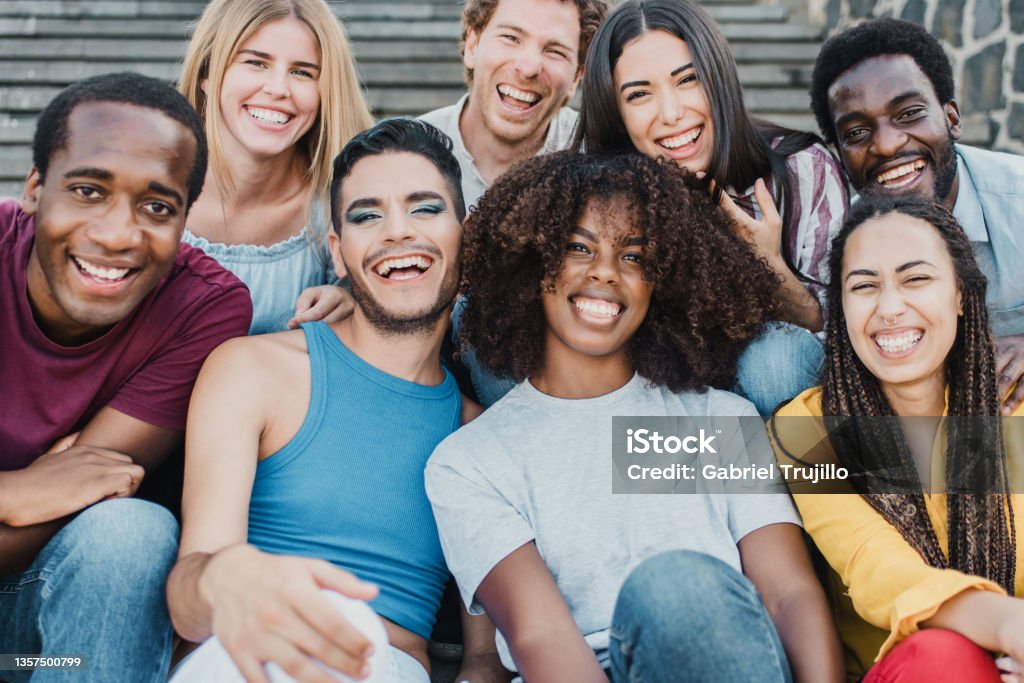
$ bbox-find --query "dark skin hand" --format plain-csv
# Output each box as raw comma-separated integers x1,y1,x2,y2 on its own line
996,334,1024,414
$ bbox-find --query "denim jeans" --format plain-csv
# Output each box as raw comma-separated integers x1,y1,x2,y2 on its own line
0,498,178,682
735,322,824,416
609,550,793,683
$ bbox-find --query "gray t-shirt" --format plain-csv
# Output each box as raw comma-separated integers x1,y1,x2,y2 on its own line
425,374,800,671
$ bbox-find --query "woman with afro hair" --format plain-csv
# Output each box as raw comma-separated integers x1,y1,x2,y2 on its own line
426,151,844,682
772,195,1024,682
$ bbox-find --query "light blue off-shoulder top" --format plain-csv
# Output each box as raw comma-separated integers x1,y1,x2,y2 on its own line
183,205,338,335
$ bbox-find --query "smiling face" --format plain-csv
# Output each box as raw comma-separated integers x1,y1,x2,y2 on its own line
331,152,462,336
214,16,321,162
462,0,582,147
829,55,961,209
541,198,651,368
613,30,714,173
841,211,962,404
23,101,195,345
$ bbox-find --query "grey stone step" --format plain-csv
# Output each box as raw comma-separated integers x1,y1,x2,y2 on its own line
0,1,785,22
0,16,820,41
0,59,811,90
0,36,819,64
0,1,464,19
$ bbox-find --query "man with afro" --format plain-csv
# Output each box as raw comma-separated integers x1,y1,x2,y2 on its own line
810,17,1024,414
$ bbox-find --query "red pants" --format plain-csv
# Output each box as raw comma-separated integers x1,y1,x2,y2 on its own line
863,629,1001,683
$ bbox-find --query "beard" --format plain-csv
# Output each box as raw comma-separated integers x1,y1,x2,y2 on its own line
346,259,460,338
931,130,958,202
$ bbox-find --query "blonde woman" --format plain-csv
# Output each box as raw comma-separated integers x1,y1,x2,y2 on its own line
179,0,374,334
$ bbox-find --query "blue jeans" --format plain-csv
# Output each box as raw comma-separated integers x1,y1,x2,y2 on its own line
609,550,793,683
735,322,824,416
0,499,178,682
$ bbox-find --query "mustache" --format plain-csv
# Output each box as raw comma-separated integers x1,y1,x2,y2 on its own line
362,243,443,271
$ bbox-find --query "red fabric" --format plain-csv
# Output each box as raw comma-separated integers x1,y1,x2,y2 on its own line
863,629,1002,683
0,198,252,470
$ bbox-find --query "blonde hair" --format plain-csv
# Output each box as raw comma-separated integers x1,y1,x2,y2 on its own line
179,0,374,218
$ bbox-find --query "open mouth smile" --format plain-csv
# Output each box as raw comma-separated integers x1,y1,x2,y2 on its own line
497,84,542,112
72,256,135,284
373,254,435,282
875,159,926,189
571,295,623,322
873,329,923,356
657,126,702,150
245,106,293,126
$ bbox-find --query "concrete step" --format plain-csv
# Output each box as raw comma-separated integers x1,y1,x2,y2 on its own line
0,36,820,64
0,58,812,90
0,16,820,41
0,1,786,22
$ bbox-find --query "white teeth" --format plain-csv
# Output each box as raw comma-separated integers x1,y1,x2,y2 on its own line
574,297,621,318
247,107,291,124
74,257,130,282
658,128,701,149
876,160,925,185
497,85,540,105
875,330,923,353
375,255,433,278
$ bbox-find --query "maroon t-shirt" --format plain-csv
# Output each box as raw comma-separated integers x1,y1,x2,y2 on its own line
0,198,253,471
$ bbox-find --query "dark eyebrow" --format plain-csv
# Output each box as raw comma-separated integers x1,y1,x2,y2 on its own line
834,90,927,132
148,182,184,206
570,226,599,242
406,191,446,204
670,62,694,77
845,268,878,281
238,48,320,70
63,167,112,181
896,259,933,272
619,63,693,92
621,235,646,247
345,198,382,213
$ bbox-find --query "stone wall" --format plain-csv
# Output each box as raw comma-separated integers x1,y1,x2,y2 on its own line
805,0,1024,152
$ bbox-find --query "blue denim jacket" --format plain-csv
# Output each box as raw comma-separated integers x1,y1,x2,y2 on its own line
954,144,1024,337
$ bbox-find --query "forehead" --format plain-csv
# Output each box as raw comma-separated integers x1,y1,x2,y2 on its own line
340,152,455,205
615,30,692,75
485,0,581,44
56,101,195,183
238,16,321,59
843,212,951,271
828,54,938,116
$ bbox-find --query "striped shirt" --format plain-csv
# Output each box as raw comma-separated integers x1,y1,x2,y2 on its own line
728,142,850,303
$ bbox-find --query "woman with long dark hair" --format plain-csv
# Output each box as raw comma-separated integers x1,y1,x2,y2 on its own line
573,0,848,414
772,195,1023,683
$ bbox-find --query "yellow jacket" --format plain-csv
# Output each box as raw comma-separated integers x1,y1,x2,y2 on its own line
771,387,1024,681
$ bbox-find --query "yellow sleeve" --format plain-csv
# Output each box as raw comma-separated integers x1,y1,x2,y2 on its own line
772,389,1007,661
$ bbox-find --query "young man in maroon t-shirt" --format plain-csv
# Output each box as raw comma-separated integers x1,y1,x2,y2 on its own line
0,73,252,682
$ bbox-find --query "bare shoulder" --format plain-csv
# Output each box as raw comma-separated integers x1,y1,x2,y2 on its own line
461,394,485,425
196,329,310,401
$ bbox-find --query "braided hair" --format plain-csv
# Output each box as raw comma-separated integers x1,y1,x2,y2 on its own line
821,194,1016,593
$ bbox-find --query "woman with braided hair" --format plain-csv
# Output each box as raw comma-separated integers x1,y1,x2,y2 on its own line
771,194,1024,683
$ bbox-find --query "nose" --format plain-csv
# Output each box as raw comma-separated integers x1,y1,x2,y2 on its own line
379,210,417,244
868,121,908,159
656,90,685,126
87,198,143,252
586,252,620,286
262,68,290,99
875,284,906,324
513,46,543,80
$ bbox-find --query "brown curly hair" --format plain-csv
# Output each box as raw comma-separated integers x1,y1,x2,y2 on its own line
460,0,609,86
459,151,782,392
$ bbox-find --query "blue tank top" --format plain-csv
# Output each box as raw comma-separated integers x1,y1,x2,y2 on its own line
247,321,460,638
